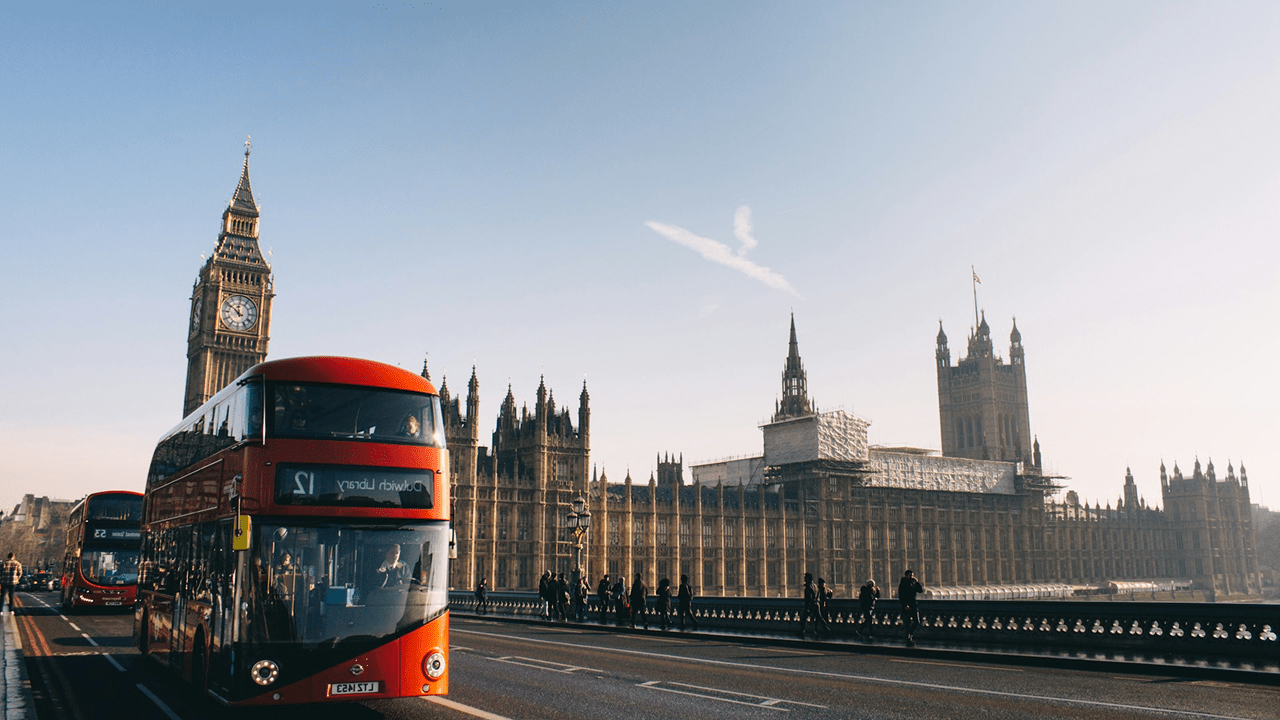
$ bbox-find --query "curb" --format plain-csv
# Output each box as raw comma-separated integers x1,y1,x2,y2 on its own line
3,609,36,720
452,611,1280,687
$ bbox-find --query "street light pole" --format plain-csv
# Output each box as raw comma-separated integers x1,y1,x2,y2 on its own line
566,495,592,583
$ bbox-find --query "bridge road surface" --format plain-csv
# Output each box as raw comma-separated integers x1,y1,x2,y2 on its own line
11,592,1279,720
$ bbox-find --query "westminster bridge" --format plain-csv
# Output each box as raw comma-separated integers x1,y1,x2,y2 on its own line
450,590,1280,681
4,588,1277,720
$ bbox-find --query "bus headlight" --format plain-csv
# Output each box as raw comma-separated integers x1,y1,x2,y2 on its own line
251,659,280,686
422,651,445,680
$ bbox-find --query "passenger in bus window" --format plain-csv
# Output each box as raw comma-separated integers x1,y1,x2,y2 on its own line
398,413,422,439
275,385,309,431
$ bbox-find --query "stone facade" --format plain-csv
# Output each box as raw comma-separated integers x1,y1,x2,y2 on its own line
448,314,1260,599
438,360,592,591
0,494,75,571
183,142,274,416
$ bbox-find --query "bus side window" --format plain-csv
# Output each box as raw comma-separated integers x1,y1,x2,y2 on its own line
245,379,264,441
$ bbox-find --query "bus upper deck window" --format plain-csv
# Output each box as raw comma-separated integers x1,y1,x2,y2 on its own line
244,378,264,442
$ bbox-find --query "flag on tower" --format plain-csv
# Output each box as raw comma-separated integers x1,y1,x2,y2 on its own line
972,268,981,284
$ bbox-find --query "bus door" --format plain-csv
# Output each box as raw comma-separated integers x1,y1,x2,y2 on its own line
145,526,176,665
209,520,238,695
168,523,196,670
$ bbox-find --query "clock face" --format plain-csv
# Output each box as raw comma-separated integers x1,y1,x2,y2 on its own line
190,296,202,334
220,295,258,332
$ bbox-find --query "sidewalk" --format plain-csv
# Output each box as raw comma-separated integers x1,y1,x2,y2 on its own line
2,607,35,720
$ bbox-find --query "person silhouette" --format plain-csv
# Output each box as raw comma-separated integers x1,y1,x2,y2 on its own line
375,544,408,589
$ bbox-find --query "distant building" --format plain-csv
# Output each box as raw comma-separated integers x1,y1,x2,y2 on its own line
450,312,1259,599
0,494,75,570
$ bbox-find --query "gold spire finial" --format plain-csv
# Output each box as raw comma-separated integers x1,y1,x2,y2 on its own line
245,135,252,157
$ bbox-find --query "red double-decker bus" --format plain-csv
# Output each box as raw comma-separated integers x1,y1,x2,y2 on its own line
60,490,144,611
135,356,450,706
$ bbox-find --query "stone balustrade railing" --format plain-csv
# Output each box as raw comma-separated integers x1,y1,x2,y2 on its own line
450,591,1279,669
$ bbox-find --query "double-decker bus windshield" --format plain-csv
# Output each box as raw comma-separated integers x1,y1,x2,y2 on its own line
87,495,143,521
268,383,443,447
81,550,140,586
250,521,449,645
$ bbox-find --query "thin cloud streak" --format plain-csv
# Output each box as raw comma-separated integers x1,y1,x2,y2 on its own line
733,205,757,254
645,217,801,298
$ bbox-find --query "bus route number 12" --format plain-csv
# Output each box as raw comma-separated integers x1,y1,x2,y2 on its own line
292,470,317,496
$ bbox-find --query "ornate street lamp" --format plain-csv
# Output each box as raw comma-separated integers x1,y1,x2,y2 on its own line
566,495,592,582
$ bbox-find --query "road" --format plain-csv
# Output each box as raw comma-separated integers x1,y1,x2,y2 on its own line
11,590,1279,719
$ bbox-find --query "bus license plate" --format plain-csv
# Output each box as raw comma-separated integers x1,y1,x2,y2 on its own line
105,601,122,606
329,681,380,696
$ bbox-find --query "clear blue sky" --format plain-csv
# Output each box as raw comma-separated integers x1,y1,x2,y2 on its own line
2,1,1277,515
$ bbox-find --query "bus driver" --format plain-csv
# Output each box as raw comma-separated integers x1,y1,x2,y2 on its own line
375,544,408,589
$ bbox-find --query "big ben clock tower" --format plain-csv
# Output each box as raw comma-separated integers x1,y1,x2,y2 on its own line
183,139,275,416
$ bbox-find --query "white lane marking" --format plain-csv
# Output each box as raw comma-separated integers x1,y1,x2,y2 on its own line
451,645,473,652
491,656,603,674
68,623,81,631
638,680,827,710
424,695,514,720
638,636,698,645
892,658,1023,672
136,683,182,720
104,654,125,672
745,646,823,656
80,633,100,646
454,628,1256,720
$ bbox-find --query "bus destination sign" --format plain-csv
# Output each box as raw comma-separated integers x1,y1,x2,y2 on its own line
86,525,142,542
274,464,434,509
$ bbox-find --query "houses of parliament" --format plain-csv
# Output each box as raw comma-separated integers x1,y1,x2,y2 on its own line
445,315,1259,599
184,148,1259,600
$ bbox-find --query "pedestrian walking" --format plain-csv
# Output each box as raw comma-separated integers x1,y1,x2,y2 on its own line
1,553,22,613
897,569,924,646
677,574,698,631
474,578,489,614
857,578,879,638
538,570,553,619
629,573,648,629
817,577,833,625
655,578,672,629
612,575,630,626
555,572,570,621
597,574,611,624
574,575,589,621
798,572,830,637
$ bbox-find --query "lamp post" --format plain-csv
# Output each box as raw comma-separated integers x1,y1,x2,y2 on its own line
566,495,592,584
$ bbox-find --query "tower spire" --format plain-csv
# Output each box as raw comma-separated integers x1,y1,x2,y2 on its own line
230,135,258,217
775,313,812,420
